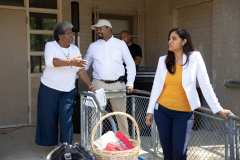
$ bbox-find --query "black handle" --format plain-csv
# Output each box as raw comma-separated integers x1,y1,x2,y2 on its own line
64,143,72,160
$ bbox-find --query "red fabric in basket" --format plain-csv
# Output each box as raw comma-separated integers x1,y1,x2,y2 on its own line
116,131,133,149
104,142,126,151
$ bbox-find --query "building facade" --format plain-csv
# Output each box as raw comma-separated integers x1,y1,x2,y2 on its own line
0,0,239,126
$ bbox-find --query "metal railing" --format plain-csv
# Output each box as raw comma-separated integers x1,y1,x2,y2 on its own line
80,89,240,160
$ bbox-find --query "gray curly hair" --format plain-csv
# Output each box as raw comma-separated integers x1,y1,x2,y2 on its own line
54,22,73,42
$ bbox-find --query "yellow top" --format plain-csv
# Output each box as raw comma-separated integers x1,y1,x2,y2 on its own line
157,65,192,112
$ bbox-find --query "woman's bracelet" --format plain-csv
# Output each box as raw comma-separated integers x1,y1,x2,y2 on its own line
89,85,94,90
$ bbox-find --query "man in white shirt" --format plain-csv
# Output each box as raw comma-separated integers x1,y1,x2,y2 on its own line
84,19,136,136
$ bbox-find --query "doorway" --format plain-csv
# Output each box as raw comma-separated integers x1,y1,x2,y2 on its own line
0,9,28,126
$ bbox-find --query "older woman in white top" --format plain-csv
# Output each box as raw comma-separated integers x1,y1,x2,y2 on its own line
35,22,96,148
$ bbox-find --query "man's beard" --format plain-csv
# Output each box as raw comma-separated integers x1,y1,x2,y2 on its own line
98,33,103,39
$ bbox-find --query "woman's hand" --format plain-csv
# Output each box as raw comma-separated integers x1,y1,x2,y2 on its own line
70,55,88,67
218,109,234,120
146,113,153,126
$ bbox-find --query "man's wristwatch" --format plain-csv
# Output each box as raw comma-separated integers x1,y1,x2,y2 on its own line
89,85,94,90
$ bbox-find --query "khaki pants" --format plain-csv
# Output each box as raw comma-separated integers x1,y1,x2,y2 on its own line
92,79,129,136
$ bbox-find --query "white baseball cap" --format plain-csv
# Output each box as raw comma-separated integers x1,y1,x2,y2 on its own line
91,19,112,30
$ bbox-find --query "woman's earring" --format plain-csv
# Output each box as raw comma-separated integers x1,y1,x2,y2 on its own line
59,40,61,43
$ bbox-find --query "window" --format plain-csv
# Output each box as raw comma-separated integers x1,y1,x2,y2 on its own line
30,12,57,30
30,34,54,51
29,0,57,9
0,0,24,6
30,56,45,73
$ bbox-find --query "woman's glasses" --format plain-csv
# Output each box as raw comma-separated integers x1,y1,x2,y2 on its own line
64,33,74,37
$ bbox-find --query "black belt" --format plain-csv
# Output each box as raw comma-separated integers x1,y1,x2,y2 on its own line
99,76,124,84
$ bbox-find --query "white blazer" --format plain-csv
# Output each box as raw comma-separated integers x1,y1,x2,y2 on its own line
147,51,223,114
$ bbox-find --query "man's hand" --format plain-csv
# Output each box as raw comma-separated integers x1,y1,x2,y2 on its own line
218,109,234,120
90,87,97,94
146,113,153,126
126,86,133,94
134,56,142,66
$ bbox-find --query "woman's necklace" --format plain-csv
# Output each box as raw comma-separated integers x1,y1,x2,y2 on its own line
62,48,70,59
61,47,72,68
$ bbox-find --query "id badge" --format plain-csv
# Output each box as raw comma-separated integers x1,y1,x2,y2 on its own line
154,102,159,110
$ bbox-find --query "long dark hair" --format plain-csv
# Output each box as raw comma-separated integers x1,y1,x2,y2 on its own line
165,28,196,74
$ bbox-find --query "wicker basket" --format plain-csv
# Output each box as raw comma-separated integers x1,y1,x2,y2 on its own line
91,112,141,160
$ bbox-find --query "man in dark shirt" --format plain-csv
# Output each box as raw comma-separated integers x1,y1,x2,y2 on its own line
120,31,142,136
120,30,142,70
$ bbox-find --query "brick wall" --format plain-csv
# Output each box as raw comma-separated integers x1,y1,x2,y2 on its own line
145,0,240,114
145,0,213,67
178,2,213,107
212,0,240,112
145,0,173,67
62,0,145,92
178,2,213,82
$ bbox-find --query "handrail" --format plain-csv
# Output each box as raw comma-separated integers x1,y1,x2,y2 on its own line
104,89,151,96
197,106,214,113
80,89,240,160
133,89,151,96
228,114,240,122
197,106,240,122
80,89,151,134
81,89,240,134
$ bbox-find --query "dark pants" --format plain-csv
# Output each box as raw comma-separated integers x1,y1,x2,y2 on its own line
35,83,77,146
154,104,194,160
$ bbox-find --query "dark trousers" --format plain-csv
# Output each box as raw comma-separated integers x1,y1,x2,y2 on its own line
35,83,77,146
154,104,194,160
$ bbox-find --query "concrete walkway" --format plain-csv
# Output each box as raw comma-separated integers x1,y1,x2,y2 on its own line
0,126,160,160
0,126,81,160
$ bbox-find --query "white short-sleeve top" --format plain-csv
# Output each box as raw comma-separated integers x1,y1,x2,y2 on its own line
41,41,82,92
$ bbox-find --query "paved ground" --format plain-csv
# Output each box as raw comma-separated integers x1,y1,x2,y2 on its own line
0,126,229,160
0,126,160,160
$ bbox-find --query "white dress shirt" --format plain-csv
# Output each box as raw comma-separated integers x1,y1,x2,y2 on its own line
147,51,223,114
41,41,82,92
84,36,136,87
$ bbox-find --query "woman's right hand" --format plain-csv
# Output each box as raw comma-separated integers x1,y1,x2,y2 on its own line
146,113,153,126
70,55,88,67
218,109,234,120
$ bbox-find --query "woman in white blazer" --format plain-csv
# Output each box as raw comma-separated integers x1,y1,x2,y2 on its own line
145,28,233,160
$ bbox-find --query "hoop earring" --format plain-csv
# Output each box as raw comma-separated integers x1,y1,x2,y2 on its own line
59,40,61,43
